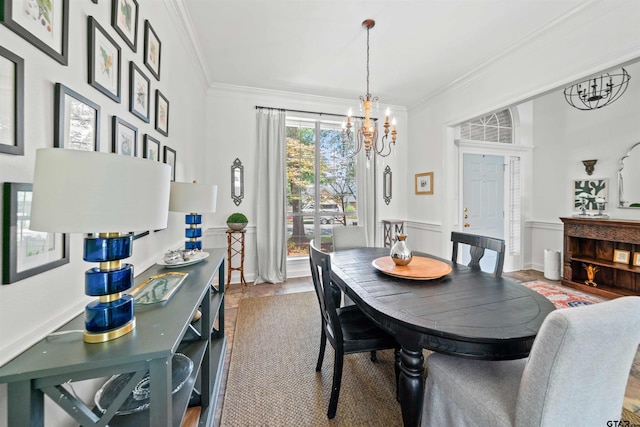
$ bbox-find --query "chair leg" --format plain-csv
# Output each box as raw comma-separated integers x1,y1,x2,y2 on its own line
394,347,400,401
328,349,344,419
316,326,327,372
370,350,377,362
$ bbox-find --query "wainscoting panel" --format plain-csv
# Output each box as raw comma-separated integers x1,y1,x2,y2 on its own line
204,226,257,284
525,221,564,272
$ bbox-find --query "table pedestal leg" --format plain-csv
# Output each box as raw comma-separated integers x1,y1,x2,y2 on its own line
398,346,424,427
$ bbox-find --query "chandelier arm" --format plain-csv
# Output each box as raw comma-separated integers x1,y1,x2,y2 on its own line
375,133,393,157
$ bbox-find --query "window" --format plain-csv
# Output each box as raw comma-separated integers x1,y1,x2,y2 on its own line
460,110,513,143
286,117,358,256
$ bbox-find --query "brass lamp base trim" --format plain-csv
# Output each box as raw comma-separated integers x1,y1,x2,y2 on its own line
83,318,136,343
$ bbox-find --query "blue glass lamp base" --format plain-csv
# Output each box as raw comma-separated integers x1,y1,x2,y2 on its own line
185,241,202,250
84,318,136,343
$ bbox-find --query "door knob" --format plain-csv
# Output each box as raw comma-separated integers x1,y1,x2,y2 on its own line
464,223,470,227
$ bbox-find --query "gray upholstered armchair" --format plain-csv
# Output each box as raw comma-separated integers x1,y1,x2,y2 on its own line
422,296,640,426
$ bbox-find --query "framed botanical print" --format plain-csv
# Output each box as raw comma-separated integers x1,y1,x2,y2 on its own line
129,62,150,123
0,46,24,155
2,182,70,285
88,16,121,103
163,145,176,181
111,0,139,52
573,179,608,212
54,83,101,151
1,0,69,65
112,116,137,156
415,172,434,195
155,90,169,136
143,134,160,161
143,20,161,80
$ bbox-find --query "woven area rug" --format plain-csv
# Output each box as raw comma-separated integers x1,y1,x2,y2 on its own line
521,280,606,308
220,292,403,426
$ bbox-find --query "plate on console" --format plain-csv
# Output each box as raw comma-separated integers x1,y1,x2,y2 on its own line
372,256,452,280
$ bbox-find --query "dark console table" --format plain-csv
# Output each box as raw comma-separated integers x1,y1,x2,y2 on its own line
0,248,226,427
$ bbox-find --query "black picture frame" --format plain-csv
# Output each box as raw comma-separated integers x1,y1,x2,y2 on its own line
163,145,176,181
111,0,139,52
54,83,101,151
0,46,24,155
143,134,160,161
2,183,70,285
155,90,169,136
112,116,138,156
143,20,161,80
129,61,150,123
88,16,121,103
0,0,69,65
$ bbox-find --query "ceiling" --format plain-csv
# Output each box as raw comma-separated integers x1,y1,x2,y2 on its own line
182,0,587,108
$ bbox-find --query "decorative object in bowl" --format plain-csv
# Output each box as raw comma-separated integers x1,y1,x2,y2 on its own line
226,212,248,231
390,234,413,266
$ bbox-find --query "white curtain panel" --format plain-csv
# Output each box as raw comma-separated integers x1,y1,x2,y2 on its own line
255,108,287,283
354,118,377,246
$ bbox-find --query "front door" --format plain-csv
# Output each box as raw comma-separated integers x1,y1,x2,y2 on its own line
461,153,504,272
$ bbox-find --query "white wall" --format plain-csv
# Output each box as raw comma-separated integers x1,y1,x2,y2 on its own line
204,84,409,279
407,0,640,266
0,0,209,424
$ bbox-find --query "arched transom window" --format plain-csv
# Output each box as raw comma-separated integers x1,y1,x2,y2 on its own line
460,109,513,143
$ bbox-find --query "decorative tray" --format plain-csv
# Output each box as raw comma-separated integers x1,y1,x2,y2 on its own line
156,251,209,267
372,256,452,280
130,272,188,305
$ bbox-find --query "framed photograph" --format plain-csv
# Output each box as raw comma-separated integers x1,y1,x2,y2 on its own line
1,0,69,65
415,172,434,195
163,145,176,181
129,61,150,123
112,116,137,156
88,16,121,103
143,134,160,161
155,90,169,136
573,179,608,212
613,249,630,264
54,83,101,151
2,183,69,285
0,46,24,155
143,20,161,80
111,0,139,52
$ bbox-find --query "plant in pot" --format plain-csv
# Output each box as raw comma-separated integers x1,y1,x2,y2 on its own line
226,213,248,231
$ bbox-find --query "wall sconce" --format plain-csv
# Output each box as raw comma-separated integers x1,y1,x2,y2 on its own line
582,159,597,176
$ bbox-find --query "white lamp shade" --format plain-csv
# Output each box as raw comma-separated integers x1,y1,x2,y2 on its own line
30,148,171,233
169,182,217,213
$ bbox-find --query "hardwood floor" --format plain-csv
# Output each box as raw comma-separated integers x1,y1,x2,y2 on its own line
210,270,638,426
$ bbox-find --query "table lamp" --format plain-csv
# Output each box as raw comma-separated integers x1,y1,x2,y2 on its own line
30,148,171,343
169,181,218,251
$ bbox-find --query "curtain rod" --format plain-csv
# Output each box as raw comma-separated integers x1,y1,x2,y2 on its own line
255,105,377,122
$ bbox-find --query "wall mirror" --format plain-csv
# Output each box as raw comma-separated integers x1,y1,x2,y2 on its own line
231,158,244,206
383,165,392,205
618,141,640,208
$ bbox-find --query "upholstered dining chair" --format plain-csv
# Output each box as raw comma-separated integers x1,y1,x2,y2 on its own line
332,225,367,250
421,296,640,427
309,239,399,419
451,231,505,277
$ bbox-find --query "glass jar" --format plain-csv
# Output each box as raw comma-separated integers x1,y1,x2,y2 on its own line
390,234,413,266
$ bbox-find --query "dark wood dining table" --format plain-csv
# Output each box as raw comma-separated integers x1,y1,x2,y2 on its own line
330,247,556,427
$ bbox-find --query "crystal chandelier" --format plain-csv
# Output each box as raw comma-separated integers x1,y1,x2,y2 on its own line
342,19,397,159
563,68,631,110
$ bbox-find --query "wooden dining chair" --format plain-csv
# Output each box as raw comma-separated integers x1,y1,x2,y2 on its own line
451,231,505,278
309,239,399,419
421,296,640,426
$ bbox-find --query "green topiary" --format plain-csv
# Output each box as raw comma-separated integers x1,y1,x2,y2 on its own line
226,212,248,223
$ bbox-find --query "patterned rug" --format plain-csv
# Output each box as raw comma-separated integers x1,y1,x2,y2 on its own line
521,280,606,308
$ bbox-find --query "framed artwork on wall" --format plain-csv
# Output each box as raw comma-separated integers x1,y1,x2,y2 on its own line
143,134,160,161
163,145,176,181
2,182,70,285
112,116,137,156
129,61,150,123
88,16,121,103
1,0,69,65
573,179,608,212
0,46,24,155
143,20,161,80
54,83,101,151
111,0,139,52
415,172,434,195
155,90,169,136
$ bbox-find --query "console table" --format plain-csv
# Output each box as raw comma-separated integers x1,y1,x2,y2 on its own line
0,248,226,427
382,219,405,248
561,217,640,298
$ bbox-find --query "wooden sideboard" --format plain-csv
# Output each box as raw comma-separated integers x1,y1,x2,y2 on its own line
0,248,226,427
561,217,640,298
